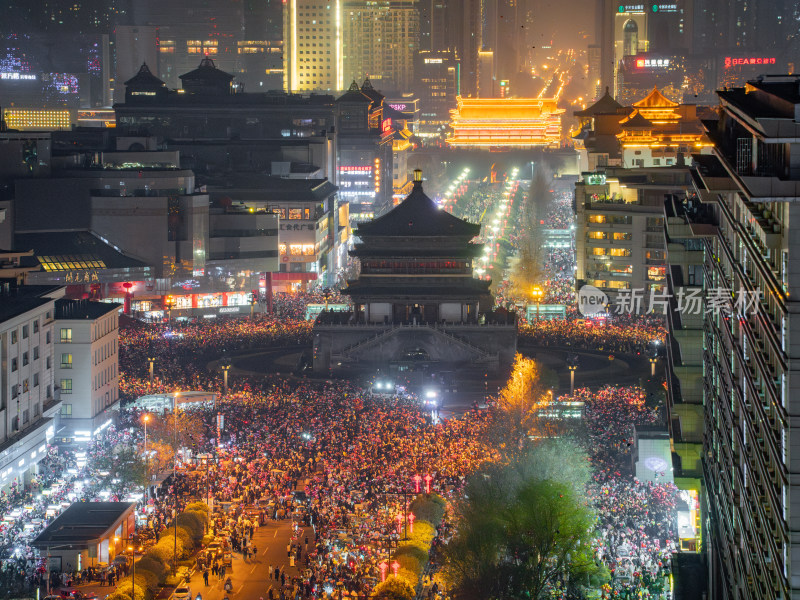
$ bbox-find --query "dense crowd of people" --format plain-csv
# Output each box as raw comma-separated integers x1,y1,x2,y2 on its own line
560,385,676,597
519,314,667,355
0,167,682,599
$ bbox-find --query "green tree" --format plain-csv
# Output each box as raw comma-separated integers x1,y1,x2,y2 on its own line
509,163,554,301
145,411,206,465
443,442,599,599
94,445,147,488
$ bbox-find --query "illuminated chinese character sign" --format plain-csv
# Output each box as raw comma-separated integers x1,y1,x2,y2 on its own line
618,4,645,12
725,57,777,68
636,58,671,68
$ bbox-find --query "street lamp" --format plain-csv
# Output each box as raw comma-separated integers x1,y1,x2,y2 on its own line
129,544,136,600
647,340,660,377
163,297,176,328
172,391,180,574
531,286,544,320
142,413,151,504
322,287,332,311
566,354,579,395
221,360,232,395
147,357,156,389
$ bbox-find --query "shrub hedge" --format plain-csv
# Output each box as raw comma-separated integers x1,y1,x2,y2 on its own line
383,493,445,591
111,504,209,600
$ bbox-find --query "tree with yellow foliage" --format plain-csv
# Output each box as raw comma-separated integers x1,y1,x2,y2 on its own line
496,354,552,451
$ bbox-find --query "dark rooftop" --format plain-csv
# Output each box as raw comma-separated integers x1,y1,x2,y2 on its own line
717,78,800,120
336,80,373,104
115,91,336,109
574,87,623,117
32,502,135,547
180,58,234,83
15,231,149,271
55,298,121,321
204,177,338,202
692,153,729,178
360,78,385,104
356,175,480,238
0,285,61,323
124,62,165,88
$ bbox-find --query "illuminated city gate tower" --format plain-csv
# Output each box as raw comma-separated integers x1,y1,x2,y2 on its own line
312,170,517,374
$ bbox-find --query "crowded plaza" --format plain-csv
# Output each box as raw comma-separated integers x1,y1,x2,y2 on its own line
0,167,679,600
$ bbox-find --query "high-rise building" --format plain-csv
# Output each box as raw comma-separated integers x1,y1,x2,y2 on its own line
446,0,482,97
136,0,245,89
663,75,800,599
283,0,343,93
335,79,394,220
0,283,62,492
419,0,447,53
237,0,284,91
342,0,419,93
53,299,120,446
414,50,457,140
572,87,714,302
114,25,159,88
690,0,795,55
0,33,112,109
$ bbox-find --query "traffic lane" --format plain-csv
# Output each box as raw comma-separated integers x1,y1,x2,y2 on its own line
187,519,298,600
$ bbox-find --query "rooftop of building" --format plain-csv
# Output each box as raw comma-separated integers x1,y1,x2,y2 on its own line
619,110,654,129
118,63,335,109
453,96,563,119
200,176,337,203
15,231,149,272
355,171,480,238
0,284,62,323
116,91,336,109
717,76,800,120
633,87,679,109
574,87,624,117
124,62,165,88
179,57,235,84
55,298,121,321
32,502,135,547
692,153,729,178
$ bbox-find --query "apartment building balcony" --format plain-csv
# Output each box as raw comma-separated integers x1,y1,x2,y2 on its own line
689,153,738,202
736,196,782,250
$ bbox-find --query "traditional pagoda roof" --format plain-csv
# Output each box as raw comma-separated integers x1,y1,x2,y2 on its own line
336,80,372,104
356,172,480,238
124,62,165,88
574,87,623,117
179,58,234,84
619,110,653,129
360,77,384,103
633,87,678,108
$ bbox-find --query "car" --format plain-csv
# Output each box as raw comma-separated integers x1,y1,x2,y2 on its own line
172,586,191,600
206,541,223,558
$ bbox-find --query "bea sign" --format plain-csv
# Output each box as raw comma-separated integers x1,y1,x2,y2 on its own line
725,57,776,68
